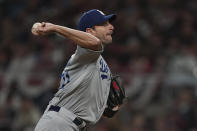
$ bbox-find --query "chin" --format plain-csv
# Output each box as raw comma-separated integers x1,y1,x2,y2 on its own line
103,40,112,45
105,37,113,44
101,36,113,45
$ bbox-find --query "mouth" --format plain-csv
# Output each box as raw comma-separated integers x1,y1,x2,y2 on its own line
107,31,113,35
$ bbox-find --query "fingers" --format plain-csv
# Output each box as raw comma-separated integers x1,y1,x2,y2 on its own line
41,22,46,27
32,22,54,36
31,22,47,36
32,29,39,36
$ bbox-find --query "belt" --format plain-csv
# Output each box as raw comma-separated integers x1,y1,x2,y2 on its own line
48,105,86,130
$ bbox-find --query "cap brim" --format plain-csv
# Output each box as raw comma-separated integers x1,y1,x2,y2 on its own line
104,14,117,22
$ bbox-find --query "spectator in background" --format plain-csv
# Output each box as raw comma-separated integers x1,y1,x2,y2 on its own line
12,96,41,131
1,0,197,130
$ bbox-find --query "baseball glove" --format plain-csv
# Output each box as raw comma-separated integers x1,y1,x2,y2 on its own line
103,75,126,118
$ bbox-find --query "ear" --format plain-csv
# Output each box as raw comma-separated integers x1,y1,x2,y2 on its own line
86,28,95,35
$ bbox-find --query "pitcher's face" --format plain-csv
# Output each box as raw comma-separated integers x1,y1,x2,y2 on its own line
91,21,114,45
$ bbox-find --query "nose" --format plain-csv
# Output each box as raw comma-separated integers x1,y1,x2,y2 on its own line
109,23,114,30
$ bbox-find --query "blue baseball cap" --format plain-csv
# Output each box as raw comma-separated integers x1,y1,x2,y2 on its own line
78,9,116,32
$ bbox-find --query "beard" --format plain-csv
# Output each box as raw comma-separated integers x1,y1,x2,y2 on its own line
102,35,112,45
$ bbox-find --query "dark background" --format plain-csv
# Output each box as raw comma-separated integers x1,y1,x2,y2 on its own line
0,0,197,131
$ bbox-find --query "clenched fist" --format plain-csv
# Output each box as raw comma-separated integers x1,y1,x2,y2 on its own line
31,22,55,36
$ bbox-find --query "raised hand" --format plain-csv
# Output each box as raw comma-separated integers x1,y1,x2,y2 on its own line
31,22,55,36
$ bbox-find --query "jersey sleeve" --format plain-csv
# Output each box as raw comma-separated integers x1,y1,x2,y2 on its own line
71,45,103,64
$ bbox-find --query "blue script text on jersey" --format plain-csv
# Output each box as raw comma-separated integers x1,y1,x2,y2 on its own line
100,59,109,80
60,71,70,89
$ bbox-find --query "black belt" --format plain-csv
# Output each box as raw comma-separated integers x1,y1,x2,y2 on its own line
48,105,86,130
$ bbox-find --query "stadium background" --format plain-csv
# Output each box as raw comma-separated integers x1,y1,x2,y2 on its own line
0,0,197,130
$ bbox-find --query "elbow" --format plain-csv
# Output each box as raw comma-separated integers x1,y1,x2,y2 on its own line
94,38,102,46
90,38,102,48
80,35,102,50
84,38,102,51
91,39,102,50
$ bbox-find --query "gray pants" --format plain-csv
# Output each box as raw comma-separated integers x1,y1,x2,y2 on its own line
35,105,83,131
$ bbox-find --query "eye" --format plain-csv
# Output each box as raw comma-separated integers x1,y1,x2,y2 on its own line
97,21,109,26
103,21,109,26
103,22,109,26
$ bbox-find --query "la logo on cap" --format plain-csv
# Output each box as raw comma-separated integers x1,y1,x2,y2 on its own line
97,10,105,15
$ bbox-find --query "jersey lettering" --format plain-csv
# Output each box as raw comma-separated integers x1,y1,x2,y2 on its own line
59,71,70,89
100,59,109,80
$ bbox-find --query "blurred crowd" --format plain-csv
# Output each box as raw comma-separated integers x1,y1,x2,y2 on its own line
1,0,197,131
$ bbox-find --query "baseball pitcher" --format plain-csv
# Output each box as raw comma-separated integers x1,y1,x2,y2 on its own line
32,9,125,131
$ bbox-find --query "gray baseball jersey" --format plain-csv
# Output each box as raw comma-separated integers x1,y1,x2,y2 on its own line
49,45,111,125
